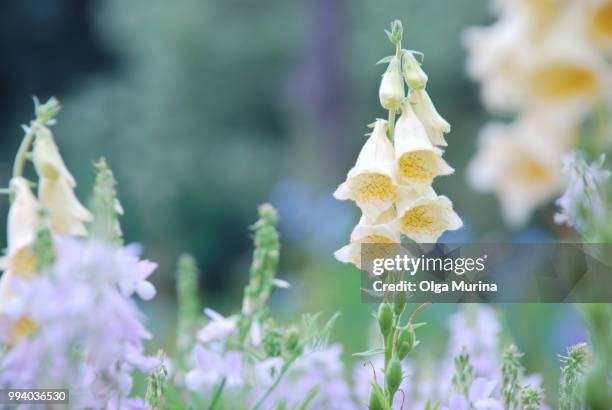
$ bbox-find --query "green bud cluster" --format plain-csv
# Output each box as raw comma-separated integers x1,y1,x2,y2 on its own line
145,354,169,410
520,386,543,410
501,344,524,410
559,342,589,410
89,157,124,245
452,347,474,398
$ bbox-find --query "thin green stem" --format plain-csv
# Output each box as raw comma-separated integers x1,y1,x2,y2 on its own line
251,361,291,410
388,109,396,140
207,377,226,410
12,122,39,179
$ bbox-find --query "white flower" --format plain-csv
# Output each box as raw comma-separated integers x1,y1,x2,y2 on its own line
334,119,399,220
394,103,453,187
410,89,451,147
334,213,400,268
402,52,428,90
6,177,40,258
395,186,462,243
196,308,237,344
467,117,572,227
33,127,92,236
379,57,405,111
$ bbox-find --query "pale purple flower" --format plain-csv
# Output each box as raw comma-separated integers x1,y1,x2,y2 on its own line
185,345,245,390
0,236,157,409
196,308,237,344
443,378,502,410
555,152,610,230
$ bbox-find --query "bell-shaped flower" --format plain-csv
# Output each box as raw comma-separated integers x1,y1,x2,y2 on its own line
402,52,428,90
394,103,453,187
410,89,451,146
395,186,462,243
467,117,570,227
334,213,400,268
33,127,92,236
334,119,399,221
379,56,405,111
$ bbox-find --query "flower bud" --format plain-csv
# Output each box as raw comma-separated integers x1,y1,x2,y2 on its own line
397,326,415,359
403,52,428,90
377,303,393,337
392,294,406,317
368,387,384,410
379,57,404,111
283,328,303,359
385,358,402,397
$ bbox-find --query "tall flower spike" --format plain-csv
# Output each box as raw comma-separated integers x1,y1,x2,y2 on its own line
394,103,454,187
410,88,451,147
334,119,399,221
395,186,462,243
33,127,92,236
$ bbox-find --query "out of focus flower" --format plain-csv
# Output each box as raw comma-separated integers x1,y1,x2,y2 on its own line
185,345,244,390
255,344,356,410
443,377,502,410
394,103,454,187
334,119,399,220
379,56,405,111
395,186,462,243
0,236,158,408
467,117,572,227
33,127,92,236
334,214,400,268
554,152,610,232
464,1,610,119
197,308,237,344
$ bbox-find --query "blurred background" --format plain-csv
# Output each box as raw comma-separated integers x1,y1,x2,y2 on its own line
0,0,588,400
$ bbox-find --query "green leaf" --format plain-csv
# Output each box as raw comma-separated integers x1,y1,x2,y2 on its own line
298,385,320,410
353,347,385,357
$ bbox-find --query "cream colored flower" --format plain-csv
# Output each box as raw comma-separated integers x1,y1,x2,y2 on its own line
402,52,428,90
379,56,405,111
395,186,462,243
410,89,451,147
33,127,92,236
467,117,572,227
334,214,400,268
394,103,453,187
334,119,399,220
464,1,610,118
587,0,612,50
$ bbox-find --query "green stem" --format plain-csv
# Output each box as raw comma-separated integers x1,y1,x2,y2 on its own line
251,361,291,410
208,377,226,410
388,109,396,140
12,122,40,179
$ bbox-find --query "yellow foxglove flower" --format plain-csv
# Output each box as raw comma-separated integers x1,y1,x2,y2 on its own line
467,118,571,227
33,127,93,236
395,186,462,243
410,89,451,147
6,177,39,257
39,177,93,236
33,127,75,185
402,52,428,90
334,119,399,220
394,103,453,187
334,214,400,268
379,57,405,111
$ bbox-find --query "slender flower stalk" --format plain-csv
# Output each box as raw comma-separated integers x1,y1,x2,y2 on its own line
559,342,589,410
501,344,524,410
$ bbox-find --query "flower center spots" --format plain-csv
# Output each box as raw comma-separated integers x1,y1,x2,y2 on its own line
591,4,612,40
513,158,551,184
401,205,435,230
12,316,37,341
348,173,397,202
530,65,597,99
398,151,437,183
361,234,394,244
10,247,38,278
